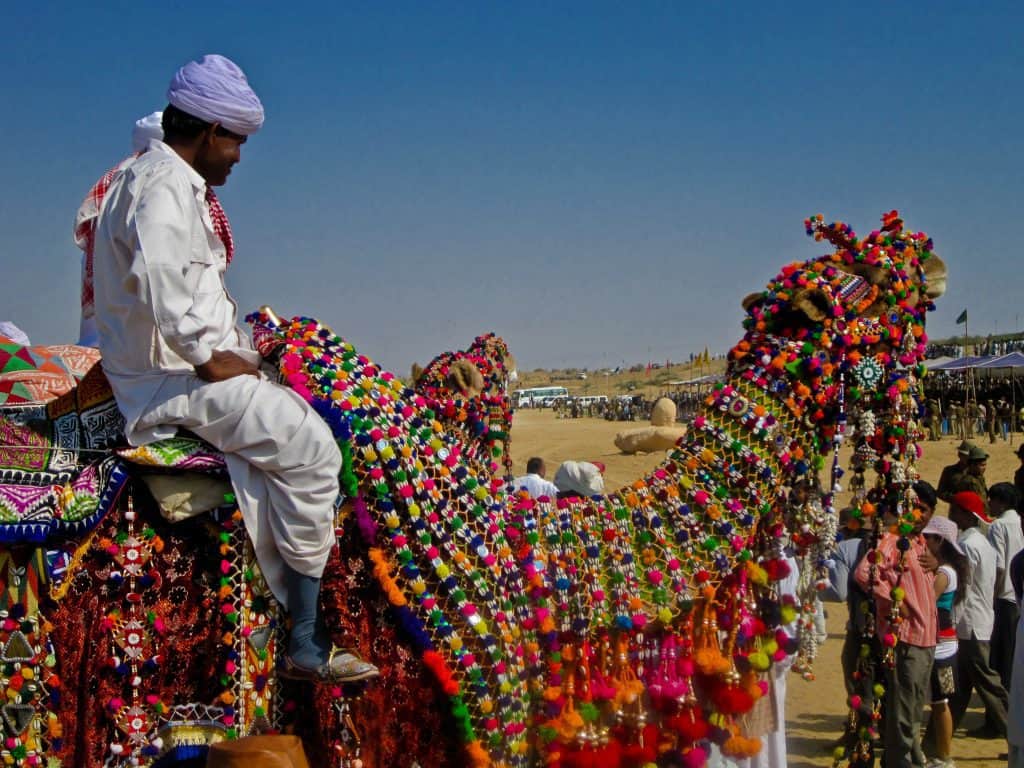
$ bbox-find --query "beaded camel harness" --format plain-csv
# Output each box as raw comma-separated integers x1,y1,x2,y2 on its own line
246,210,945,767
0,210,940,768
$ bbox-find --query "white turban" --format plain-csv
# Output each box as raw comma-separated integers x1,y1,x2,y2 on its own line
554,461,605,497
166,54,264,136
131,111,164,153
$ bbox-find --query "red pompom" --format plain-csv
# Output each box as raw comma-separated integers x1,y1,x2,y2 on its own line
666,706,710,744
711,682,756,715
560,739,622,768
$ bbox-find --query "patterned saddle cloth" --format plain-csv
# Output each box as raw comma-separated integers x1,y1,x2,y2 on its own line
0,360,226,545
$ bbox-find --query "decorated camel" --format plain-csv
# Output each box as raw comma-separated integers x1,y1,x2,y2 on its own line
0,211,943,767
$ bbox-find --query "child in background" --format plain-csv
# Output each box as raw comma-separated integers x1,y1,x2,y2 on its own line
922,516,968,768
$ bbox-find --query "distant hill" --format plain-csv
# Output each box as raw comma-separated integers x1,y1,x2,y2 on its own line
514,357,728,399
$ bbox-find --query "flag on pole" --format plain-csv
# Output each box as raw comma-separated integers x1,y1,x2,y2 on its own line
955,309,968,325
703,346,710,364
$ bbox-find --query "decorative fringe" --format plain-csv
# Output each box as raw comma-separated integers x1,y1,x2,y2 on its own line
559,740,623,768
422,649,460,695
723,733,762,758
451,696,476,742
352,494,378,544
465,739,491,767
693,647,729,676
665,706,710,743
367,548,406,606
710,682,756,716
391,604,434,651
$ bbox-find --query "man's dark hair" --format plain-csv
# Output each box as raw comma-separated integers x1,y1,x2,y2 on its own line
989,482,1019,510
526,457,544,475
162,103,212,143
913,480,938,510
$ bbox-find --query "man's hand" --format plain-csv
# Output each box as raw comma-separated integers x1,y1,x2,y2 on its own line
917,547,939,573
195,350,260,382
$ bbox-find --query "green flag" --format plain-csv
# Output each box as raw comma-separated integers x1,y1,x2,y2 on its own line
955,309,968,325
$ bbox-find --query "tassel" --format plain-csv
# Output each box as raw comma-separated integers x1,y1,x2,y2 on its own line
693,647,730,676
422,650,460,695
666,706,710,744
368,548,406,606
391,605,434,650
352,493,378,543
723,734,762,758
465,740,491,767
711,682,756,715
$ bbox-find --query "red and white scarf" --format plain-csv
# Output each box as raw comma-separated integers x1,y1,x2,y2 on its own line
74,157,235,318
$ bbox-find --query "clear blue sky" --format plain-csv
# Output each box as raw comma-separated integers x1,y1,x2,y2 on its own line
1,2,1021,373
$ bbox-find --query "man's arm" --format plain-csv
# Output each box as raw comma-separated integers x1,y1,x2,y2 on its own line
195,349,258,381
988,523,1009,605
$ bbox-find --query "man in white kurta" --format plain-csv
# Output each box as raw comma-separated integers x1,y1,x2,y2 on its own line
93,53,377,683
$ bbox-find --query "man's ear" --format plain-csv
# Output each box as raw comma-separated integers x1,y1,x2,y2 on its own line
202,122,221,147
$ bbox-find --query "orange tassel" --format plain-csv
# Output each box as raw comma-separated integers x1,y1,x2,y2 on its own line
368,548,407,606
694,647,729,676
465,740,491,767
723,734,762,758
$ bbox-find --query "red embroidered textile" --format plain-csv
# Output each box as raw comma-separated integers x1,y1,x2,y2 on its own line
48,505,459,767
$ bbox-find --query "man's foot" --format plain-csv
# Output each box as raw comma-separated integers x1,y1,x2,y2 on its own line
279,647,380,683
924,759,955,768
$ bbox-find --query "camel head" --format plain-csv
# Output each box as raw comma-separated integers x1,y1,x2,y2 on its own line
729,211,945,476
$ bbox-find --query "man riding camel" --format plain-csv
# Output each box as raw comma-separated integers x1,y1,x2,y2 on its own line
93,53,378,683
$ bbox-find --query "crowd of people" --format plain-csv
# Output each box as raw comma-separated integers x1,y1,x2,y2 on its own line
547,389,710,422
923,381,1022,443
826,440,1024,768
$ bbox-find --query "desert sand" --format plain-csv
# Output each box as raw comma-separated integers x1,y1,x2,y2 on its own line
510,409,1021,768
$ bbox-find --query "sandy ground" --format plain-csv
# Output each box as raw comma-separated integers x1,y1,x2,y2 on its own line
510,409,1022,768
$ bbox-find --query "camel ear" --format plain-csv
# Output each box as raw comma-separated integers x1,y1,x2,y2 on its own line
792,287,831,322
922,254,947,299
742,292,765,312
410,363,424,383
447,359,485,398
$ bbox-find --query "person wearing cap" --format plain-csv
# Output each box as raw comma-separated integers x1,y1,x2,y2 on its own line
946,490,1008,738
921,515,968,768
853,481,938,768
93,54,377,684
553,460,605,499
949,445,989,511
986,483,1024,690
936,441,973,503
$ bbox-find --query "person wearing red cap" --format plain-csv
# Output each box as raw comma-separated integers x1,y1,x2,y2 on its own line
947,490,1008,738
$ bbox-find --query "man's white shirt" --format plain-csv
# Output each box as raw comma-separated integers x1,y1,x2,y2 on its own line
512,473,559,499
988,508,1024,602
956,526,997,641
93,139,253,444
